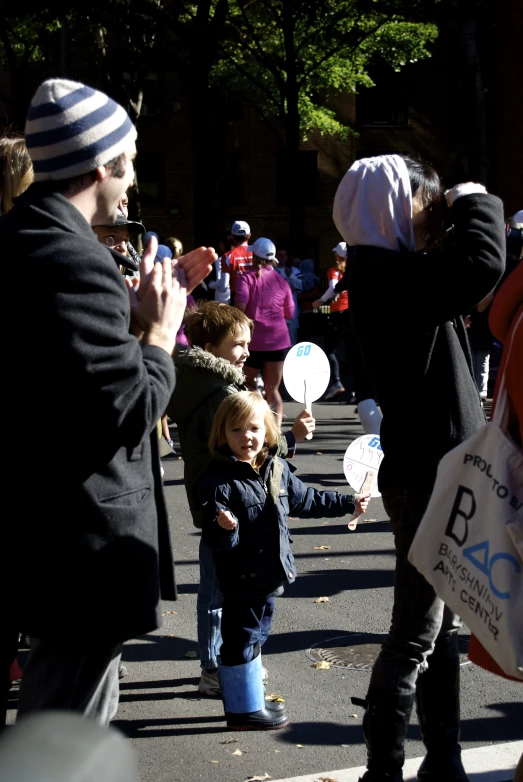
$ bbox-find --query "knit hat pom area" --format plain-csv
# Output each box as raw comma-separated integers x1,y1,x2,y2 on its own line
25,78,137,182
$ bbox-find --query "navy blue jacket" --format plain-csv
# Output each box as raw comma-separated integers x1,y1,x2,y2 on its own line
198,450,356,598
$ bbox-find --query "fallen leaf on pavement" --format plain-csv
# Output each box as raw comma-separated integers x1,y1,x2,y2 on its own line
314,596,330,603
317,777,338,782
341,744,351,748
265,694,285,702
315,452,323,455
232,749,245,756
245,775,271,781
296,744,305,748
351,714,358,718
184,650,197,659
161,611,177,616
321,521,330,525
313,545,331,550
220,738,238,744
312,661,332,670
209,760,219,764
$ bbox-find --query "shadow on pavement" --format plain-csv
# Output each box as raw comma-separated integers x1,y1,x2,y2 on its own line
288,522,390,536
289,548,395,559
263,629,386,655
119,678,198,690
274,703,523,748
460,701,523,743
274,720,365,746
113,715,227,739
123,634,198,662
283,568,394,597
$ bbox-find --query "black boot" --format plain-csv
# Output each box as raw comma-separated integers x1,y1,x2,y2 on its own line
353,690,416,781
219,649,288,731
416,634,469,781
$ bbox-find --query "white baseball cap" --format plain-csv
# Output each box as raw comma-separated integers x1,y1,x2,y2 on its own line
248,237,276,259
332,241,348,257
231,220,251,236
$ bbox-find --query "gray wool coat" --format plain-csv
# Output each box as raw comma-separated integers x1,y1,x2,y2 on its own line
2,185,176,643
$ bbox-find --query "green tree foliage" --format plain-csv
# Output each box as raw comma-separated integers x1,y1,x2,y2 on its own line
0,1,442,239
215,0,438,142
0,2,63,129
213,0,438,236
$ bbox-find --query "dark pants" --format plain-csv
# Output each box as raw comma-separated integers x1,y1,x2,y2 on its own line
368,491,461,697
220,597,275,666
17,639,122,726
346,314,377,404
1,626,19,728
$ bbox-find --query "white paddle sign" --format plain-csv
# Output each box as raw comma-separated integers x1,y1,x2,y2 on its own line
283,342,330,440
344,434,384,530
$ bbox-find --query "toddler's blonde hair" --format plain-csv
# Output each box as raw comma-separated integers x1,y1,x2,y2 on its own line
209,391,280,467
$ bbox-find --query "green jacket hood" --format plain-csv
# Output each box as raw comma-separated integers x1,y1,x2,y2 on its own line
167,346,245,423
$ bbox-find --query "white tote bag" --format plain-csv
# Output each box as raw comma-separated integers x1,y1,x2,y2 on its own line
408,316,523,680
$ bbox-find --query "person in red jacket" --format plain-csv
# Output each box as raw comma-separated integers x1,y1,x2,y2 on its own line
312,242,351,399
219,220,254,303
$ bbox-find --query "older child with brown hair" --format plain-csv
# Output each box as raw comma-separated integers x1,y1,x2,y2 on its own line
198,391,369,730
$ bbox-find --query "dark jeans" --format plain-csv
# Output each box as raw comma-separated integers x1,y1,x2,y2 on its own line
368,491,461,697
220,597,275,666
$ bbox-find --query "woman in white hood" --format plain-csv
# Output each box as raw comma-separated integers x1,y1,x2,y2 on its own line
333,154,506,782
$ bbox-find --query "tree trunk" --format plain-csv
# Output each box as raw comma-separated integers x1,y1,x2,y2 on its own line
462,15,489,185
284,122,306,245
187,87,219,247
282,1,305,244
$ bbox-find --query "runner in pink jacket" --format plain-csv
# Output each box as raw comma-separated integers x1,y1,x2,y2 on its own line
235,237,294,427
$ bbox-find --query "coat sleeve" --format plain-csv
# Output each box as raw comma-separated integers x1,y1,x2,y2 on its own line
285,467,356,518
200,480,240,551
394,194,506,327
46,239,175,454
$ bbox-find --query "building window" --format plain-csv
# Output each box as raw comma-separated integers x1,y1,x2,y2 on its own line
357,68,409,128
136,152,165,207
277,149,318,205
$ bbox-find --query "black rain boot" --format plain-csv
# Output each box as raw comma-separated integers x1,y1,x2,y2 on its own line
219,647,288,731
416,634,469,781
353,690,416,781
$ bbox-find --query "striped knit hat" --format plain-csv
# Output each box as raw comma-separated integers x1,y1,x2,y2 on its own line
25,78,137,182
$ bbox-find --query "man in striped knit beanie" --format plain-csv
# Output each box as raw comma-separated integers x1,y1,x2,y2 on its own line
1,79,214,725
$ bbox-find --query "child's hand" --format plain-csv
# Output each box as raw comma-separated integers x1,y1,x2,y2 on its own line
291,410,316,442
354,493,370,516
217,509,237,530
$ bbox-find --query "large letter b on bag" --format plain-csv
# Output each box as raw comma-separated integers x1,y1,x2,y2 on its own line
408,420,523,680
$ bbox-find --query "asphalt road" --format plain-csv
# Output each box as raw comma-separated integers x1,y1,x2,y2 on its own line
108,398,522,782
6,395,521,780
